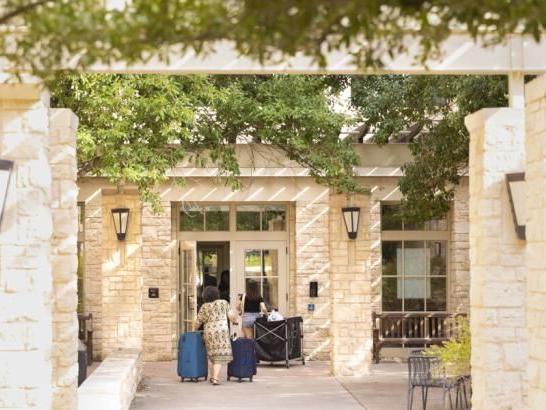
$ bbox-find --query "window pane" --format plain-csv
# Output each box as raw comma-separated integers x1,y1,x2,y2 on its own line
404,219,425,231
404,241,426,276
180,209,204,231
262,277,279,311
263,249,278,277
244,249,262,276
262,206,286,231
427,278,447,311
205,206,229,231
382,278,402,311
382,241,402,276
425,217,448,231
428,241,447,276
236,206,261,231
404,278,425,311
381,204,402,230
77,204,84,233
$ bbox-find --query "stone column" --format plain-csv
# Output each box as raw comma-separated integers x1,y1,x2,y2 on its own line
0,89,54,408
525,76,546,408
141,201,176,361
83,189,103,360
49,108,79,409
330,194,373,376
465,108,527,409
449,181,470,313
100,194,143,358
295,198,330,360
0,87,79,408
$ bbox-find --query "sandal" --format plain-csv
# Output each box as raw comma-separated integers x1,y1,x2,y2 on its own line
210,378,220,386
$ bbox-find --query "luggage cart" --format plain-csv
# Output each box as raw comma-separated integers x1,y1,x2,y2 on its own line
254,316,305,368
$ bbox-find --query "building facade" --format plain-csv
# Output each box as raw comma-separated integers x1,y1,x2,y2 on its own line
77,143,470,376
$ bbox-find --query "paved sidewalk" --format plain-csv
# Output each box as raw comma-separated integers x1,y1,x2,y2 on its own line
131,360,467,410
131,361,361,410
339,362,464,410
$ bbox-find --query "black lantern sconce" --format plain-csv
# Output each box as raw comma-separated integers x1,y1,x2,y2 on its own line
0,159,14,229
506,172,526,240
342,207,360,239
111,208,130,240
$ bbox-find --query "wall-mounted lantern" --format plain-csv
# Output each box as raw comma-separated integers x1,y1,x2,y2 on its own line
506,172,526,240
111,208,130,240
0,159,14,229
342,207,360,240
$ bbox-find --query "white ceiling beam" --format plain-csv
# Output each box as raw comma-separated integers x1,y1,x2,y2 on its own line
88,33,546,75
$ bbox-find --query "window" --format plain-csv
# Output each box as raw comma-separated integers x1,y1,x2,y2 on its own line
381,204,447,231
236,205,286,231
381,203,448,312
180,205,229,231
244,248,280,310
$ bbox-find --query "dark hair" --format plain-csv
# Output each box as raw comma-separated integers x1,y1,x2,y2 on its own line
219,270,229,287
245,279,261,301
203,286,220,303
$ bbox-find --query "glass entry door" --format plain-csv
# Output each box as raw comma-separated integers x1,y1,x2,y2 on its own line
233,241,287,315
179,240,197,333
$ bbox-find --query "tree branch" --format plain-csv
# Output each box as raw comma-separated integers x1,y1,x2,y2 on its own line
0,0,56,25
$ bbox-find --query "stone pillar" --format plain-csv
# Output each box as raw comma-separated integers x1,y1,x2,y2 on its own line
330,194,373,376
449,181,470,313
525,76,546,408
100,194,143,358
0,90,54,408
49,109,79,409
0,86,79,408
295,198,330,360
141,201,176,361
83,190,103,360
465,108,527,409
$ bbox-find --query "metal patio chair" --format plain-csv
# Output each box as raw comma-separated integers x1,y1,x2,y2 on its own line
407,351,468,410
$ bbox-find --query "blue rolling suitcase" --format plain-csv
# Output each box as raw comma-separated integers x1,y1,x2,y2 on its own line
177,332,208,382
227,338,257,382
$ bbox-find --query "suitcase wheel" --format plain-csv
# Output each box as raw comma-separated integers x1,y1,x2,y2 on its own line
227,376,230,381
180,377,184,383
250,376,253,382
238,378,242,383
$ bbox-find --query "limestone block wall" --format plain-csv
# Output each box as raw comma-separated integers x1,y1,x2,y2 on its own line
0,92,55,408
295,199,330,360
83,189,103,359
330,194,374,376
449,180,470,313
100,194,143,358
0,89,79,408
465,108,527,409
525,76,546,408
49,109,79,409
141,201,176,361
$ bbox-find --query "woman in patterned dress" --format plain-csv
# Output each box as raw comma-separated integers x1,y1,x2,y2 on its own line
196,286,238,385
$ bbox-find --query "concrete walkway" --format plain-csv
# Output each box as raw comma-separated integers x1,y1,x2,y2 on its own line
131,361,361,410
131,361,468,410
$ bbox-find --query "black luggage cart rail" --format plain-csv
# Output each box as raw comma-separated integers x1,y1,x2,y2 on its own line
254,316,305,368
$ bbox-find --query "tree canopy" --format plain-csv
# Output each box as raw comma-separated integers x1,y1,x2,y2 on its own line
49,74,362,210
350,74,508,220
2,1,546,76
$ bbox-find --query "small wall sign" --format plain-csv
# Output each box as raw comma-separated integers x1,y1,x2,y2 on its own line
148,287,159,298
309,281,318,298
307,303,315,312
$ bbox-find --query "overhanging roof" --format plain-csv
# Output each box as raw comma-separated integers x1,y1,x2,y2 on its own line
89,34,546,75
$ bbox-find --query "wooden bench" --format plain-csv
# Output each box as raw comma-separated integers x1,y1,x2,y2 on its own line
372,312,466,363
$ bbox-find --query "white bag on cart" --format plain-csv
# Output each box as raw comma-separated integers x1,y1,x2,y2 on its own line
267,310,284,322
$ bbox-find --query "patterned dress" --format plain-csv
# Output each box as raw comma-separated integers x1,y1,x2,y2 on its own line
196,299,233,364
